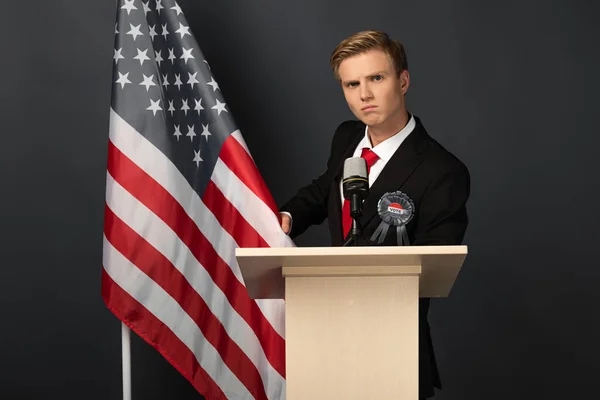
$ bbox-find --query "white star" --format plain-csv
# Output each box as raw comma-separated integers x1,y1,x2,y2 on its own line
181,98,190,115
168,48,176,64
162,74,170,89
148,25,158,41
142,1,152,15
156,0,164,14
121,0,137,15
113,47,124,64
171,3,183,15
187,71,199,88
194,98,204,114
139,74,156,91
207,77,219,92
201,124,211,142
147,98,162,116
173,124,182,141
193,148,203,167
211,99,227,115
186,125,196,141
175,22,191,38
115,71,131,89
174,74,183,89
180,47,194,64
168,100,176,115
126,23,143,41
155,49,163,66
133,48,150,65
161,24,169,40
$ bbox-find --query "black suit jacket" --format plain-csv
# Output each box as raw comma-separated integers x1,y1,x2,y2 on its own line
280,115,470,397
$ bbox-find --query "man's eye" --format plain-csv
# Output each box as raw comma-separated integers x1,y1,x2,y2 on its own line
347,82,358,88
372,75,383,81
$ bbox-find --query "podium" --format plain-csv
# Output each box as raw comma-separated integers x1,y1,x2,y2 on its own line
235,245,467,400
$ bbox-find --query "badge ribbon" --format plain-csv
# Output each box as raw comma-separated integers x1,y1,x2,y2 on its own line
370,191,415,246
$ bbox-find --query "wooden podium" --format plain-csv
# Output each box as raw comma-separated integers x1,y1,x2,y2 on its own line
235,245,467,400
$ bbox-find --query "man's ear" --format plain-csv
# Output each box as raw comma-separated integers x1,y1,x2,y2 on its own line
400,70,410,94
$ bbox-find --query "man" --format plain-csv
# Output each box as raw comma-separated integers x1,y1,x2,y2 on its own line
279,30,470,399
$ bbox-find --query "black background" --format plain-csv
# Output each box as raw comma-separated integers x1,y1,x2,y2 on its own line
1,0,598,399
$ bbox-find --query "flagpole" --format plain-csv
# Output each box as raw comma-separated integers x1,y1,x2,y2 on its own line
122,322,132,400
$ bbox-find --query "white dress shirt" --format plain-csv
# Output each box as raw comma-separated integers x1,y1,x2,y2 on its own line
280,114,416,231
339,114,416,207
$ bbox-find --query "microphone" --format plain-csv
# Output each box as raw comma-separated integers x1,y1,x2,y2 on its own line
342,157,369,246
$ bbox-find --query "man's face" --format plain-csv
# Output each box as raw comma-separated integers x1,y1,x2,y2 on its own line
338,49,409,130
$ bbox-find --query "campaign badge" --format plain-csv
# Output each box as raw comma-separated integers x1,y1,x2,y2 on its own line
371,191,415,245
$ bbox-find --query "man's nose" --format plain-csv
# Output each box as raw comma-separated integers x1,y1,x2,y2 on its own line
360,83,373,101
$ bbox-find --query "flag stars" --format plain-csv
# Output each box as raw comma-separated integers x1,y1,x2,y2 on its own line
211,99,227,115
207,77,219,92
173,124,182,141
156,0,164,14
186,125,196,141
155,49,164,66
168,100,176,115
139,74,156,91
168,48,176,64
162,74,170,89
201,124,211,142
142,1,152,15
171,3,183,15
126,23,143,41
187,72,199,88
194,98,204,114
176,23,191,38
149,25,158,41
147,99,162,116
181,47,194,64
181,98,190,115
121,0,137,15
193,148,203,167
134,48,150,65
113,47,124,64
174,74,183,89
161,24,169,40
115,71,131,88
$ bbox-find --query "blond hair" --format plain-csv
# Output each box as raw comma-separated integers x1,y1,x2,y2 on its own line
330,30,408,81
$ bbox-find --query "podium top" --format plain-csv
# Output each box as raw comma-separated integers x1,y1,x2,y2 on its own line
236,245,467,299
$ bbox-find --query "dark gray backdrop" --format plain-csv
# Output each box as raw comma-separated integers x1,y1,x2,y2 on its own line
1,0,598,399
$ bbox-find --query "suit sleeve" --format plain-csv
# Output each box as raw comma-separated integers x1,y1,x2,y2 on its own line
412,162,471,246
280,122,352,238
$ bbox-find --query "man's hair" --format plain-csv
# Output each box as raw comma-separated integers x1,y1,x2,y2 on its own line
330,30,408,81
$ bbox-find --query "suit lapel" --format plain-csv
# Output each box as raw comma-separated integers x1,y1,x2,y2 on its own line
358,120,430,232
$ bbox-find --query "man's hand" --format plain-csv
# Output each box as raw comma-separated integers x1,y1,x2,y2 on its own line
280,213,291,235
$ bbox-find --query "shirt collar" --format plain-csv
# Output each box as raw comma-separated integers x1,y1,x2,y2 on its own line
361,114,416,162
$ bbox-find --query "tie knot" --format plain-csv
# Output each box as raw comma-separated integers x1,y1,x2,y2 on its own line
360,147,379,170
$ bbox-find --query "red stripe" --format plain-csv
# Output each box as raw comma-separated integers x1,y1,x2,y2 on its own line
106,139,286,378
219,135,279,215
203,180,269,248
103,205,268,400
101,270,228,400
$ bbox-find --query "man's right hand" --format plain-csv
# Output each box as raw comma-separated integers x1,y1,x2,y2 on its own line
280,213,292,235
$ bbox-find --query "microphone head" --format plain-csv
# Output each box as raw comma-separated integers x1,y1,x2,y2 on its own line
343,157,367,180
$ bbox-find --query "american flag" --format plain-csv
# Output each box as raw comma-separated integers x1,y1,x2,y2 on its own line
102,1,292,398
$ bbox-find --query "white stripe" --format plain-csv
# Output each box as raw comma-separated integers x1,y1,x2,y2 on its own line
102,237,251,400
109,108,286,338
105,172,286,399
212,158,295,249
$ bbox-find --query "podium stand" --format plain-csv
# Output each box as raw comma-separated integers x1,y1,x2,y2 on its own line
235,245,467,400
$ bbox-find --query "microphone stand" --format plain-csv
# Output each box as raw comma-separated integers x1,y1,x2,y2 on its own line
343,193,363,247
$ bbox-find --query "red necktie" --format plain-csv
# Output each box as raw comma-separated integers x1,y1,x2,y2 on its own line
342,148,379,237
